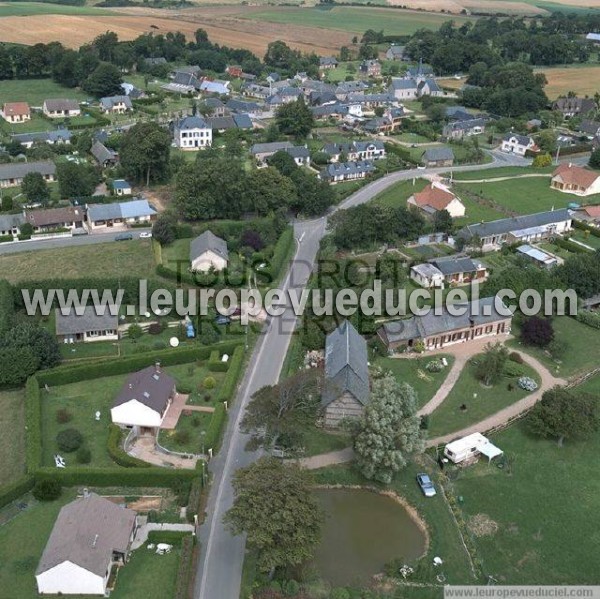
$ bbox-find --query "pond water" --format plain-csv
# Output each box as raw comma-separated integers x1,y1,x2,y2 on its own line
312,488,427,587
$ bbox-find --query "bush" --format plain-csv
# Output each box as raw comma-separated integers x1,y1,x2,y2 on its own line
425,359,443,373
217,345,244,403
575,309,600,330
148,322,164,335
204,404,226,451
56,428,83,453
502,360,524,378
177,383,193,394
174,430,191,445
509,351,523,364
203,376,216,390
56,408,73,424
76,447,92,464
33,479,62,501
521,316,554,348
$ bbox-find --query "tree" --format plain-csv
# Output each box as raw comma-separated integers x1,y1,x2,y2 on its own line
243,167,297,215
432,209,453,233
589,147,600,169
21,172,50,205
0,346,38,387
537,129,557,154
152,212,178,246
128,323,143,341
354,373,424,484
2,322,61,370
56,428,83,453
224,457,323,572
521,316,554,348
241,370,321,451
533,153,553,167
120,122,171,186
56,162,97,199
33,479,62,501
82,62,123,97
275,98,314,139
474,342,509,386
527,386,600,446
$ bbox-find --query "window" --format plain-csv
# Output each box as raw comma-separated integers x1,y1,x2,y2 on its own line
485,325,493,333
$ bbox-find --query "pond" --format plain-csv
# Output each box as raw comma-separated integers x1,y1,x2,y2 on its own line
312,488,427,587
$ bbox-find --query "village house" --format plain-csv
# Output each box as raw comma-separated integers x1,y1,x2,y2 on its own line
322,140,386,162
385,45,407,61
203,97,228,117
500,133,537,155
43,99,81,118
457,208,572,251
320,160,375,184
378,296,512,352
190,230,229,272
362,117,393,134
516,244,558,269
25,206,84,233
389,78,419,100
422,148,455,168
407,182,465,218
0,212,25,238
319,56,338,70
249,141,294,164
112,179,132,196
285,145,311,166
322,320,370,427
359,60,382,78
86,199,156,231
91,140,118,167
443,117,487,140
226,65,244,78
12,128,71,148
574,204,600,225
99,95,133,114
411,256,487,288
0,160,56,188
173,115,212,150
111,364,176,435
1,102,31,124
552,96,595,119
55,306,119,343
36,493,137,596
200,79,231,95
550,163,600,196
579,119,600,139
206,113,253,132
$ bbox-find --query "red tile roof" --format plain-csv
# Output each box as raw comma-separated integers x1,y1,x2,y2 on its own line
552,164,600,190
412,183,457,211
3,102,30,117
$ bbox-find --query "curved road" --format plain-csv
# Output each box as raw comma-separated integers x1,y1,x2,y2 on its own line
193,149,533,599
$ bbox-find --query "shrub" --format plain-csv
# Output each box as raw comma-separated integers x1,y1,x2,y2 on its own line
174,430,191,445
518,376,538,391
204,404,226,451
148,322,164,335
153,341,167,350
177,383,193,394
203,376,216,390
502,360,524,378
56,428,83,453
425,359,443,373
509,351,523,364
217,345,245,403
33,479,62,501
520,316,554,348
56,408,73,424
575,309,600,330
76,447,92,464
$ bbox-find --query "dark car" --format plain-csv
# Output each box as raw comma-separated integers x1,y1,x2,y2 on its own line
115,232,133,241
416,473,436,497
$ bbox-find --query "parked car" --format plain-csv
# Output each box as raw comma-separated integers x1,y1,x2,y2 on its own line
416,473,436,497
139,231,152,239
115,232,133,241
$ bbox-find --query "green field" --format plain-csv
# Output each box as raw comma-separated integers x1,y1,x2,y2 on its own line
0,2,115,17
0,239,156,283
0,78,90,107
450,166,554,181
374,177,428,207
453,422,600,583
427,354,541,437
244,6,474,36
0,390,26,486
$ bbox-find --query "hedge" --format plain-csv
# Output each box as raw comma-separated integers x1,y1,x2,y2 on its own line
0,235,13,243
36,340,244,386
0,279,14,333
265,226,294,283
147,530,193,545
216,345,245,403
572,218,600,239
0,476,34,510
186,476,203,523
107,424,150,468
25,377,42,473
575,309,600,329
555,237,592,254
175,535,195,599
204,403,226,452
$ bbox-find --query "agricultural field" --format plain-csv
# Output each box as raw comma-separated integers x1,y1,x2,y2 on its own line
0,1,116,17
373,177,429,207
0,390,26,486
539,64,600,99
0,239,156,283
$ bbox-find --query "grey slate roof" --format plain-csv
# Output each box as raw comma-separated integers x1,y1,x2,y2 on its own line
0,160,56,181
319,56,338,66
323,320,369,408
12,129,71,145
321,160,375,180
458,208,571,241
190,230,228,262
113,364,176,413
44,99,79,112
390,78,418,91
423,147,454,162
87,199,156,222
503,133,533,146
250,141,293,155
0,212,25,231
36,493,136,577
285,145,310,159
99,95,132,110
430,256,483,276
380,296,509,344
311,104,348,117
55,306,119,336
176,115,209,130
91,140,117,165
226,99,261,113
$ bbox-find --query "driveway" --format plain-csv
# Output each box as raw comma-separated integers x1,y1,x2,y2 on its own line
128,435,200,469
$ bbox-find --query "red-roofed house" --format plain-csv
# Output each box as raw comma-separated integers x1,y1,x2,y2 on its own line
407,182,466,218
1,102,31,124
551,164,600,196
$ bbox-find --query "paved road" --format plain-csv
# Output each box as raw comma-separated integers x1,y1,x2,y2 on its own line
193,150,534,599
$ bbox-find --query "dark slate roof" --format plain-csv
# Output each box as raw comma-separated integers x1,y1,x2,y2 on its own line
390,78,418,91
444,118,488,132
233,113,253,129
36,494,136,578
91,140,117,164
430,256,483,276
363,117,391,132
99,95,132,110
44,99,79,112
580,119,600,136
112,364,175,413
321,160,375,180
204,97,225,109
55,306,118,336
176,115,209,130
380,297,509,344
190,230,228,262
87,199,155,222
407,64,434,78
311,104,348,117
172,71,202,89
285,145,310,159
0,212,25,231
353,140,385,152
387,45,405,57
12,129,72,145
319,56,338,66
503,133,533,146
144,57,167,65
323,320,369,407
206,115,237,130
458,208,571,240
250,141,293,155
423,147,454,162
0,160,56,181
419,78,441,93
227,99,261,113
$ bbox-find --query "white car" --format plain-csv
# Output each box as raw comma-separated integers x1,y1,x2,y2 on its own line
139,231,152,239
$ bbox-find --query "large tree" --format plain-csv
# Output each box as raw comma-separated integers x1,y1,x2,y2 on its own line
243,167,297,215
120,122,172,186
354,373,424,484
521,317,554,348
56,162,98,199
21,172,50,206
82,62,123,97
474,342,509,386
275,98,314,139
224,457,323,572
527,386,600,446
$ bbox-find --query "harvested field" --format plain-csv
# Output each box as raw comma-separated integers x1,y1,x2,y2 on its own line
386,0,547,15
538,66,600,99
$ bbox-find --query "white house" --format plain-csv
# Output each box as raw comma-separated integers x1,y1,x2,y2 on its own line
190,230,229,272
550,164,600,196
99,95,133,114
111,364,176,434
112,179,132,196
55,306,119,343
500,133,537,155
43,99,81,118
173,115,212,150
86,199,157,231
1,102,30,123
407,182,465,218
35,493,137,596
444,432,503,464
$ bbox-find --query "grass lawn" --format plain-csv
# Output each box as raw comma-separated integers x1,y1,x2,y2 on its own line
452,423,600,583
376,355,456,410
508,316,600,379
450,166,555,181
427,355,541,438
373,177,428,207
0,390,26,486
0,239,156,283
165,361,224,407
0,78,90,106
244,6,474,36
570,228,600,250
159,412,213,455
395,132,432,144
0,113,54,135
302,425,351,457
453,193,507,227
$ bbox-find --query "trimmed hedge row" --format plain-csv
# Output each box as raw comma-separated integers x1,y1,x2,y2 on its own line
0,279,15,334
107,425,150,468
575,309,600,329
37,340,243,386
175,535,195,599
25,377,42,472
265,226,294,283
572,218,600,239
0,476,34,510
204,403,226,451
217,345,245,403
555,237,592,254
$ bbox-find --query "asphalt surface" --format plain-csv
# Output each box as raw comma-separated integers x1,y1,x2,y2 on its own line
192,149,534,599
